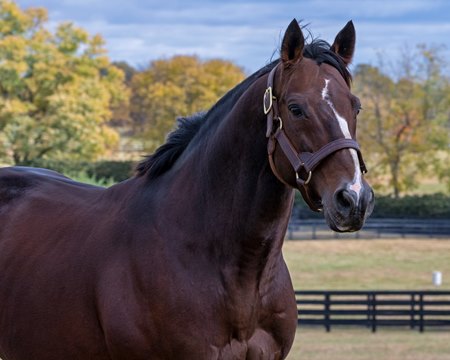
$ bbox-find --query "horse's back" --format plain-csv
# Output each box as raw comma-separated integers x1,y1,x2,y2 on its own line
0,166,102,209
0,166,101,193
0,166,106,228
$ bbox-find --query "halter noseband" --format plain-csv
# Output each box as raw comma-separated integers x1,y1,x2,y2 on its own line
264,63,368,211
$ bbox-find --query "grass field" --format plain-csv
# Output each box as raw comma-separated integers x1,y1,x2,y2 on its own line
283,238,450,290
283,238,450,359
288,328,450,360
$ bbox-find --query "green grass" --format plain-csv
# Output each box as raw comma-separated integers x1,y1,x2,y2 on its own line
69,171,116,187
283,238,450,290
288,328,450,360
283,238,450,359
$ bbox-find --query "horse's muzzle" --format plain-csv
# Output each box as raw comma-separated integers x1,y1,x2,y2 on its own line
324,184,374,232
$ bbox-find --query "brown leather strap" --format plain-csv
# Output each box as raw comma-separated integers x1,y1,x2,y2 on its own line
267,143,292,188
297,138,367,174
275,127,367,182
273,128,302,171
264,63,368,211
264,65,279,137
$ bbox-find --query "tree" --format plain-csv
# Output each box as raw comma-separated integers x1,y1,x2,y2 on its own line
354,45,449,197
130,55,245,152
0,0,128,165
109,61,137,128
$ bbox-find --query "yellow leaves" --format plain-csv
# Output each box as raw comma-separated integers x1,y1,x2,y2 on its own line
0,0,47,36
0,0,28,35
84,33,107,59
1,97,33,115
55,22,88,54
0,1,125,164
24,6,47,28
0,34,26,61
130,55,245,152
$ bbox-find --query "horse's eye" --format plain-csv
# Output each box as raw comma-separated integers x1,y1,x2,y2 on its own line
288,104,305,118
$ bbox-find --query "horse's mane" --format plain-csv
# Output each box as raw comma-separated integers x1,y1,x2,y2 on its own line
136,38,351,179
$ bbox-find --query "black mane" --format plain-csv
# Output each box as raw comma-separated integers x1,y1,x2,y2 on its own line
136,38,350,179
135,112,205,177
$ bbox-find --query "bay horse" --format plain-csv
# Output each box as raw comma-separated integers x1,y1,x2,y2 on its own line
0,19,374,359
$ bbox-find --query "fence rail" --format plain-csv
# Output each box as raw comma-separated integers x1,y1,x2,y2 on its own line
287,219,450,240
296,290,450,332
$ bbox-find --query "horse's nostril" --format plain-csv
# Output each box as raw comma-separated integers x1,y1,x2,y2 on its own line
335,188,357,212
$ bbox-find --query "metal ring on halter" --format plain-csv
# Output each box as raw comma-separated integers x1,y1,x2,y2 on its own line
296,170,312,185
276,117,283,131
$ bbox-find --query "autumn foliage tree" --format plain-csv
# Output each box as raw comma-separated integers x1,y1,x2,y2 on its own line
130,55,245,152
0,0,127,165
354,45,449,197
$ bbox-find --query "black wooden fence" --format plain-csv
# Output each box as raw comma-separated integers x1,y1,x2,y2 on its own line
287,219,450,240
296,290,450,332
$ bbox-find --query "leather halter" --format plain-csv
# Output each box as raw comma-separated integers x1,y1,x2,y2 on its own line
264,63,368,211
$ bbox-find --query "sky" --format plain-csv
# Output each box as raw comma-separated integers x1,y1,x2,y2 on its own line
14,0,450,74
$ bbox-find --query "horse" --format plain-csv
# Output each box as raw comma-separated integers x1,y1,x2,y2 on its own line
0,19,374,359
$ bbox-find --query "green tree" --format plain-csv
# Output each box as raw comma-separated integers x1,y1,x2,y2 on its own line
354,45,449,197
130,55,245,152
0,0,128,165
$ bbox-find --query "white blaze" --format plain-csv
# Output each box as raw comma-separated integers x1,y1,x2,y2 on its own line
322,79,362,199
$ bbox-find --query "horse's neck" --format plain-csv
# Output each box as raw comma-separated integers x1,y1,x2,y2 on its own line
164,76,294,278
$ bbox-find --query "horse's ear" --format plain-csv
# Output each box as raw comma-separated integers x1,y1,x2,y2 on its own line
281,19,304,65
331,20,356,65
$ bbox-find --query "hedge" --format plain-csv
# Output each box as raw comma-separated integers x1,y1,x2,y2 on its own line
369,193,450,219
293,192,450,219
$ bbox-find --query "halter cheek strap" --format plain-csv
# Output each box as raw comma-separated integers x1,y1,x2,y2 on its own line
264,63,368,212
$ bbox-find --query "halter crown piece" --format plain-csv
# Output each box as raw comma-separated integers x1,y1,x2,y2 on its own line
264,63,368,212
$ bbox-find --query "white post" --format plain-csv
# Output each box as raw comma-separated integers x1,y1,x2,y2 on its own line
432,271,442,287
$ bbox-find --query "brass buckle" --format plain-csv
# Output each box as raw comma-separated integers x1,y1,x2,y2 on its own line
263,87,273,115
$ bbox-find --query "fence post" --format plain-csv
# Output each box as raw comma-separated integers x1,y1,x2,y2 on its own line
419,293,424,333
325,293,331,332
370,293,377,333
410,293,416,329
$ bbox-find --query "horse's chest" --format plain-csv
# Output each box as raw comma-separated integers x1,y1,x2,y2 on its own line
159,297,284,359
214,329,283,360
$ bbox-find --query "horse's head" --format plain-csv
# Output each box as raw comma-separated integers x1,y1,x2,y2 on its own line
266,19,374,232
